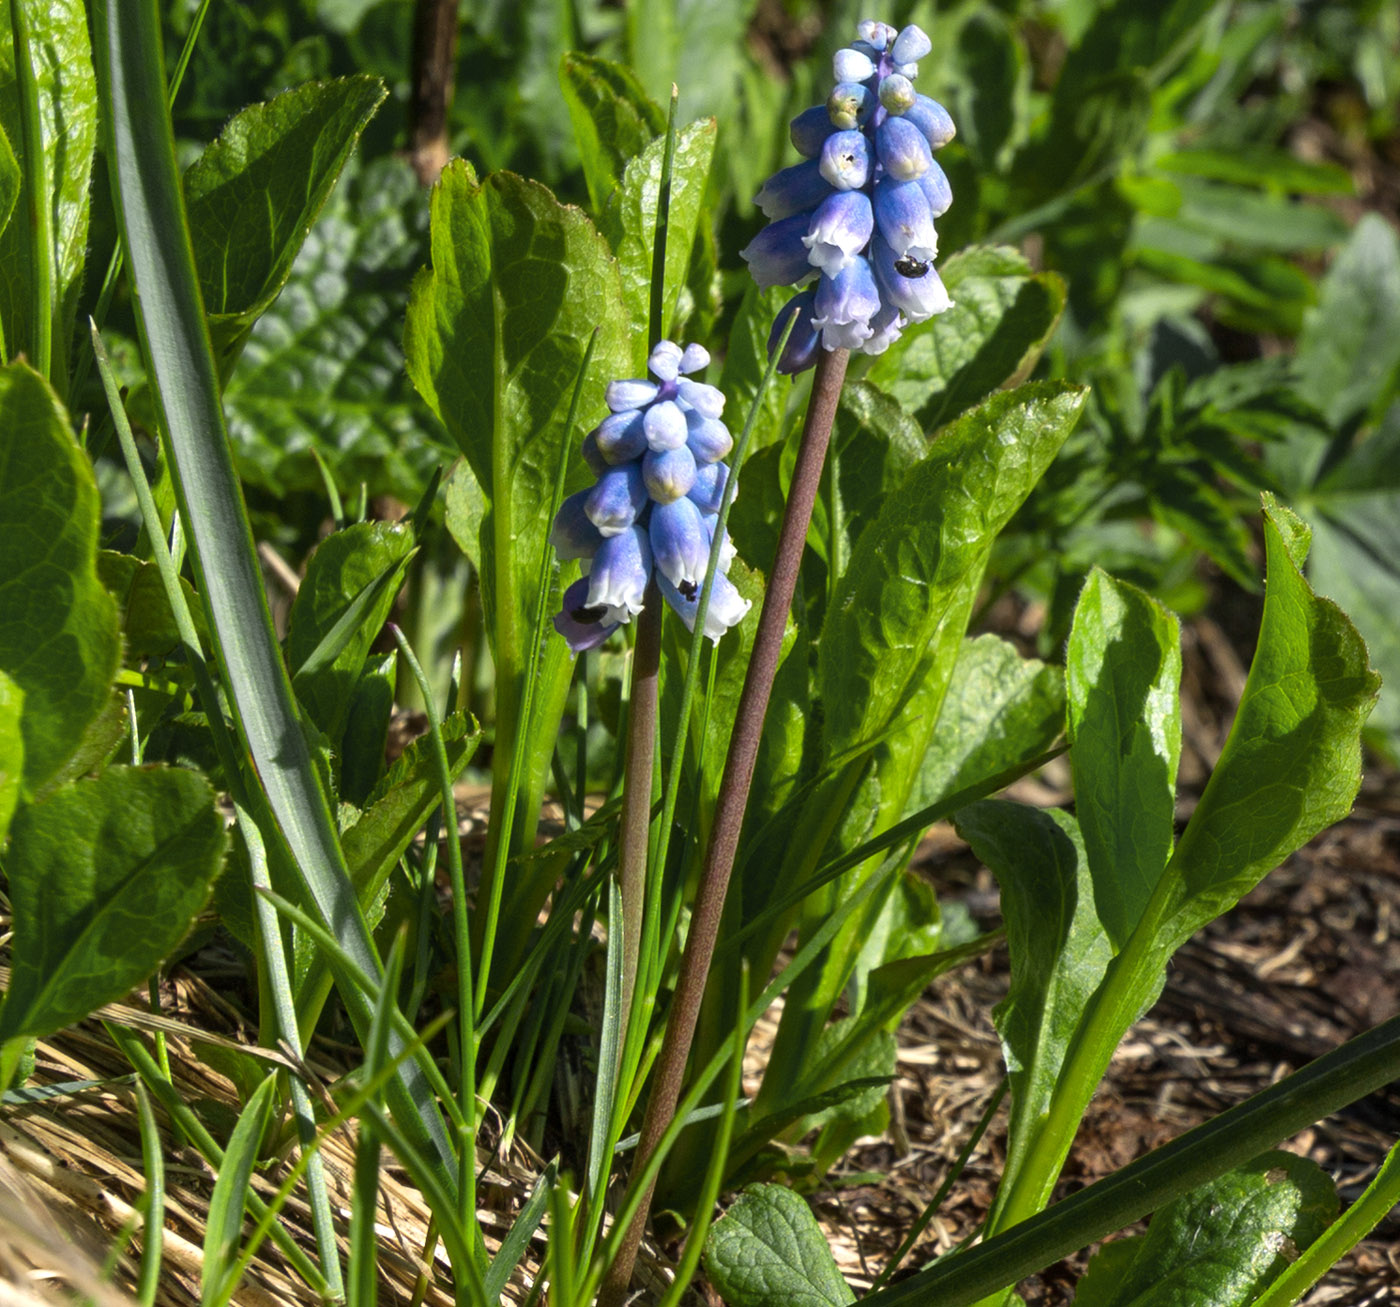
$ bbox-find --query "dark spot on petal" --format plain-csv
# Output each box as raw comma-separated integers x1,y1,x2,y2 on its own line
678,580,699,601
571,604,609,624
895,255,929,278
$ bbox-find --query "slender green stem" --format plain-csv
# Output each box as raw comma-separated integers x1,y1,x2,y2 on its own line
600,345,851,1306
132,1083,165,1307
9,0,52,384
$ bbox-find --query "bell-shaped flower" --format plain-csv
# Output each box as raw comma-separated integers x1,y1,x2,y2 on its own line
741,213,818,290
688,460,733,515
756,158,833,220
876,115,932,181
643,444,697,504
606,378,657,412
870,235,951,323
918,160,953,218
827,82,874,130
769,289,822,375
873,177,938,261
820,130,871,191
593,409,647,463
685,407,734,463
878,73,916,114
643,399,689,452
658,570,752,642
551,490,604,560
649,496,710,592
813,255,881,350
905,94,956,149
790,104,837,157
585,461,647,536
587,526,651,615
554,577,624,653
803,190,875,276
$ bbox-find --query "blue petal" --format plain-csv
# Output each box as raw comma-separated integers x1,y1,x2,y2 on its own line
741,213,818,290
819,130,871,191
905,94,956,149
648,340,684,382
677,379,725,418
587,525,651,614
827,82,875,131
790,105,837,157
861,302,906,356
658,570,752,642
643,444,697,504
592,409,647,463
606,379,658,411
551,490,604,560
555,577,622,653
918,159,953,218
649,497,709,590
803,189,875,275
891,24,932,64
643,399,689,452
876,115,932,181
585,461,647,536
869,234,951,323
872,176,938,260
813,255,881,350
581,430,608,476
769,289,822,375
685,408,734,463
755,158,834,220
688,460,732,514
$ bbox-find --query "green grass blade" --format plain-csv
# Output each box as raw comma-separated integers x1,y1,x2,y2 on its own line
133,1083,165,1307
96,0,458,1195
484,1159,558,1303
202,1073,278,1307
7,0,52,382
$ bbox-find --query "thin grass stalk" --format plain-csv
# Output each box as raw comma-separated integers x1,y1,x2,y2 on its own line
8,0,52,384
133,1083,164,1307
601,343,851,1304
238,803,346,1300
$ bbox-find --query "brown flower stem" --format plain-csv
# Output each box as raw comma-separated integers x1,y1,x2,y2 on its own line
600,345,850,1305
408,0,458,185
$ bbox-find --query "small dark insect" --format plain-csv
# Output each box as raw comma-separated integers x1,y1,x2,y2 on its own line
677,580,699,601
894,255,930,278
570,603,610,624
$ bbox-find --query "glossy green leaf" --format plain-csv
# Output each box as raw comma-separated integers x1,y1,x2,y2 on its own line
955,11,1023,168
185,74,387,365
955,801,1112,1202
1158,498,1379,943
1073,1151,1336,1307
1169,179,1349,254
911,634,1066,814
203,1073,279,1307
600,117,717,365
866,247,1067,432
1155,147,1353,196
1067,571,1182,949
559,52,665,214
339,651,395,807
0,669,21,845
0,0,96,371
1295,214,1400,429
0,119,17,249
703,1184,854,1307
222,155,444,502
286,520,416,746
0,361,120,795
96,551,211,660
0,765,226,1043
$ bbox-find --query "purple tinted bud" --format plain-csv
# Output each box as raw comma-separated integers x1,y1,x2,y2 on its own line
643,398,689,452
769,289,822,375
685,407,734,463
555,577,622,654
592,409,647,463
862,303,905,356
585,461,647,536
879,73,916,114
790,104,837,157
587,525,651,614
659,570,751,641
813,256,881,351
551,489,604,560
755,158,833,220
581,430,608,476
833,47,875,83
643,444,697,504
741,213,818,290
857,20,897,48
876,115,933,181
905,94,956,149
918,159,953,218
803,189,875,276
869,235,950,323
827,82,874,131
891,24,932,64
649,496,709,591
677,379,725,418
679,343,710,374
648,340,684,382
820,130,871,191
688,461,732,515
606,379,657,412
873,176,938,261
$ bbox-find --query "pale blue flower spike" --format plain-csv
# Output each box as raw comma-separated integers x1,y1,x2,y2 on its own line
643,399,689,452
585,461,647,536
676,378,725,418
643,444,698,504
555,577,622,653
587,526,652,615
744,16,955,371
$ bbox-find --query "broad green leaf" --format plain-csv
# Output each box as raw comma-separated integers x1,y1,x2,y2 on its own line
286,520,416,747
340,711,481,904
203,1073,279,1307
1155,147,1353,196
1296,214,1400,429
184,75,387,365
0,0,96,372
339,651,395,807
1052,0,1214,102
96,550,211,659
866,247,1066,432
222,155,445,502
703,1184,854,1307
0,362,120,795
1067,572,1182,948
911,633,1066,814
0,118,17,247
1073,1151,1336,1307
848,869,943,1017
1168,179,1349,254
955,802,1112,1202
1158,497,1379,945
0,669,21,844
0,765,227,1043
600,117,717,365
625,0,748,127
1133,244,1315,337
559,52,665,214
954,11,1023,169
403,160,629,923
1147,465,1256,590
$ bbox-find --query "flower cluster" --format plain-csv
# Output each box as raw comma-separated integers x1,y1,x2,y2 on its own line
741,19,955,372
551,341,751,653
